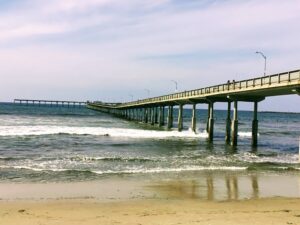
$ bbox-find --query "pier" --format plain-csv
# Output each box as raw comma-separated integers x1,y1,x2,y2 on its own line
87,69,300,147
14,99,87,107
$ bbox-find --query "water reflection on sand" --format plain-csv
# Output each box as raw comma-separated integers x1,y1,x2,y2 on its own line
147,172,300,201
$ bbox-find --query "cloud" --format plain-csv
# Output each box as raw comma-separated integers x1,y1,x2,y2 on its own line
0,0,299,111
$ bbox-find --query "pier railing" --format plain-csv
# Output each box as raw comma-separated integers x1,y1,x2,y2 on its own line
118,69,300,108
14,99,87,107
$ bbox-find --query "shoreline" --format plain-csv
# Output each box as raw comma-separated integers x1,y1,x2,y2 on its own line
0,171,300,224
0,170,299,201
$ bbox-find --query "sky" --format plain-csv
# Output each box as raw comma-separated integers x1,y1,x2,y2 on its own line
0,0,299,111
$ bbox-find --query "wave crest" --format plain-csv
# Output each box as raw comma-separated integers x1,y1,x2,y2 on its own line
0,125,208,139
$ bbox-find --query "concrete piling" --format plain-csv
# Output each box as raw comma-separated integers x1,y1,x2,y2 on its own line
208,102,214,142
252,101,258,147
151,108,155,125
231,101,238,146
158,107,163,127
161,107,165,126
167,105,174,129
178,104,183,132
144,108,148,123
225,102,231,143
191,104,197,133
154,107,158,124
206,104,211,133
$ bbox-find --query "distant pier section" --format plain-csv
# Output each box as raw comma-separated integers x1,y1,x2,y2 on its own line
14,99,87,107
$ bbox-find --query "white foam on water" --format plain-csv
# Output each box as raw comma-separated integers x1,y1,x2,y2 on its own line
0,165,247,174
92,166,247,175
0,125,208,139
238,132,260,137
0,165,46,172
237,152,299,164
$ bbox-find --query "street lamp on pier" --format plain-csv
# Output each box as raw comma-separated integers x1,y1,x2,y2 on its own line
255,51,267,76
144,89,150,98
129,94,133,101
171,80,178,92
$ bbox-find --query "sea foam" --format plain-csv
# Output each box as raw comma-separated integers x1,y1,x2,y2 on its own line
0,125,208,139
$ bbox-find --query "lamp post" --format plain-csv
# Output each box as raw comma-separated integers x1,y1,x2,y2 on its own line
129,94,133,101
144,89,150,98
255,51,267,76
171,80,178,92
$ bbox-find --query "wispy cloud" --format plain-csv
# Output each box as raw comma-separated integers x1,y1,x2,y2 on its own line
0,0,299,110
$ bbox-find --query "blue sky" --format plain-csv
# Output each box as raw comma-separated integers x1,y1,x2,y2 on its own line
0,0,299,111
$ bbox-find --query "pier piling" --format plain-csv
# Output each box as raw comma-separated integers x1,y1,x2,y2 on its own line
252,101,258,147
231,101,238,146
167,106,174,129
178,104,183,132
208,102,214,142
191,104,197,133
225,102,231,143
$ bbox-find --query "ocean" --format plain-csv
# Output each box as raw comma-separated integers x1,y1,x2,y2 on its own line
0,102,299,183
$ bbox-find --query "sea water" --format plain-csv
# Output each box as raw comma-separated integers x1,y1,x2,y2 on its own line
0,102,299,183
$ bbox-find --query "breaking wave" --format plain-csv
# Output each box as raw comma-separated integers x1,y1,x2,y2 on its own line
0,125,208,139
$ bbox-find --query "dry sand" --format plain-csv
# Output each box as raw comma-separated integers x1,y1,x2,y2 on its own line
0,197,300,225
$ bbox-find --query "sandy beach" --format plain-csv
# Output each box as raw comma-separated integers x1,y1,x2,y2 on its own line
1,197,300,225
0,172,300,225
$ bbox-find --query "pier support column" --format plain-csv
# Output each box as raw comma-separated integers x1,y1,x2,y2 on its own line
139,108,143,121
206,104,211,132
154,107,158,124
252,101,258,147
144,108,148,123
178,104,183,132
231,101,238,146
149,108,151,123
151,108,155,125
126,109,129,119
167,106,173,129
134,109,137,120
225,102,231,143
191,104,197,133
158,107,163,127
162,106,165,126
208,102,214,142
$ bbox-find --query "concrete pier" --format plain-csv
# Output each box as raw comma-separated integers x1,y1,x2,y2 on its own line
231,101,238,146
86,68,300,148
225,102,231,143
191,104,197,133
252,101,258,147
178,105,183,132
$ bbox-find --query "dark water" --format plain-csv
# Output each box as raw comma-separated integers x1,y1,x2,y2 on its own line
0,103,299,182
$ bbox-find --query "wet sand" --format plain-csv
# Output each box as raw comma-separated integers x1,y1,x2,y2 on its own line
1,171,300,225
